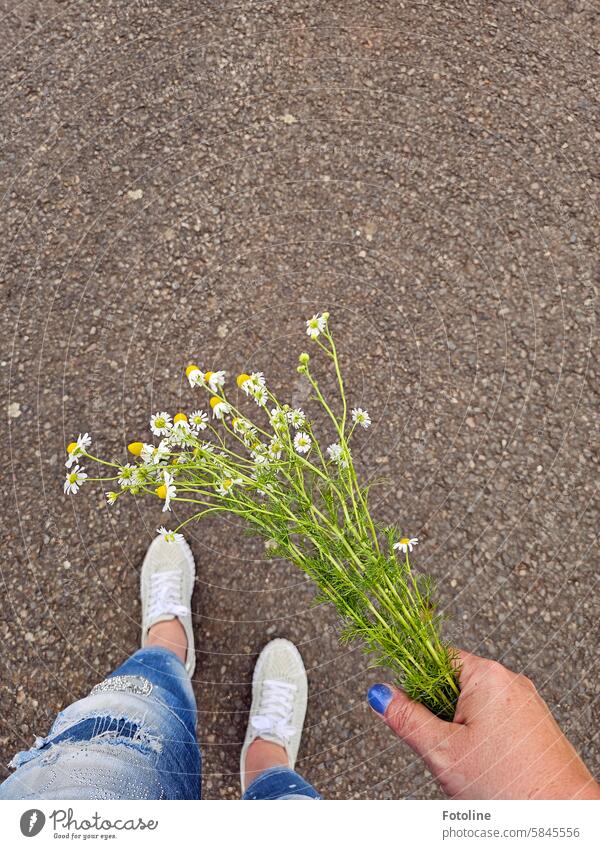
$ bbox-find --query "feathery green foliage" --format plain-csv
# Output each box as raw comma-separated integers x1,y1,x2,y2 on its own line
68,314,460,719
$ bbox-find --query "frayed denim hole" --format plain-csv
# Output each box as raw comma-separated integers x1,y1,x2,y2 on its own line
14,716,163,766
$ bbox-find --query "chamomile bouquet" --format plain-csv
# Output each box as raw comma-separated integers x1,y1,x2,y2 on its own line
65,313,460,719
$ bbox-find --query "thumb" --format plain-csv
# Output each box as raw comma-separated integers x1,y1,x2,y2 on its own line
368,683,456,761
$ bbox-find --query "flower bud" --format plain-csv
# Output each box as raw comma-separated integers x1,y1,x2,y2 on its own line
298,352,310,364
297,365,306,374
322,311,330,320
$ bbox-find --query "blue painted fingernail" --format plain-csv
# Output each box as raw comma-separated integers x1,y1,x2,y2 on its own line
368,684,393,715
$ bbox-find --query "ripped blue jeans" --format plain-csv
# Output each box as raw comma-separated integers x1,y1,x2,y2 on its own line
0,648,321,801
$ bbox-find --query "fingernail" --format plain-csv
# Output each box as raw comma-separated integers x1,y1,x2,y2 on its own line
368,684,393,715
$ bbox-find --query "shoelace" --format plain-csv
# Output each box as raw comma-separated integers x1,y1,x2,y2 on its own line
147,570,189,622
251,679,297,743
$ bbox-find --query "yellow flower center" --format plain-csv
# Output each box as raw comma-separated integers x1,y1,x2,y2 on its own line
204,371,213,382
185,364,199,378
236,373,251,388
223,478,232,489
209,396,222,409
127,442,143,456
399,537,410,545
66,442,77,454
173,413,188,424
69,472,78,483
155,484,167,499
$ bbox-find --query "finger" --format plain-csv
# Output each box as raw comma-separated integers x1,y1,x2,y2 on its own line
452,648,490,690
368,683,457,759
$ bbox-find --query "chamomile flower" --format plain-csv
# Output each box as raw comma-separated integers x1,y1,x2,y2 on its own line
351,407,371,429
252,385,268,407
268,437,283,460
150,412,172,437
118,464,136,487
251,451,270,466
394,537,419,554
65,433,92,468
64,465,87,494
327,442,343,462
269,408,288,431
216,476,243,496
157,526,185,544
157,439,172,461
238,372,268,406
106,491,118,505
203,370,226,392
293,431,312,454
169,419,194,446
186,364,204,388
155,470,176,512
237,372,266,394
210,396,230,419
189,410,209,432
250,438,268,456
78,432,92,450
141,441,170,465
326,441,348,468
306,313,327,339
140,442,155,464
232,416,255,436
287,408,306,429
242,432,259,450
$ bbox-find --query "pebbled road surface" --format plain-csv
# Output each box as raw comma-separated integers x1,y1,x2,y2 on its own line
1,1,598,798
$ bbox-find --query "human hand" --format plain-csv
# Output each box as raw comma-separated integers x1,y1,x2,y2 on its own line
367,650,600,799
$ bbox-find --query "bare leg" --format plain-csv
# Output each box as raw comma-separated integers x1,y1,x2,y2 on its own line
244,739,289,790
146,619,187,664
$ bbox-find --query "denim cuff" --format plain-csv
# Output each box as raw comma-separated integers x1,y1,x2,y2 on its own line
242,766,321,800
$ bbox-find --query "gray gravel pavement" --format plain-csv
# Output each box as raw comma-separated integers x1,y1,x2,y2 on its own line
1,1,599,799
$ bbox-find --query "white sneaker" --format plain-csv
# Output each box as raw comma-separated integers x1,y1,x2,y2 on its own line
240,638,308,793
140,533,196,676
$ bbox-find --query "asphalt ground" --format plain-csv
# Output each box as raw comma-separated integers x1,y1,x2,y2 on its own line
1,1,598,798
